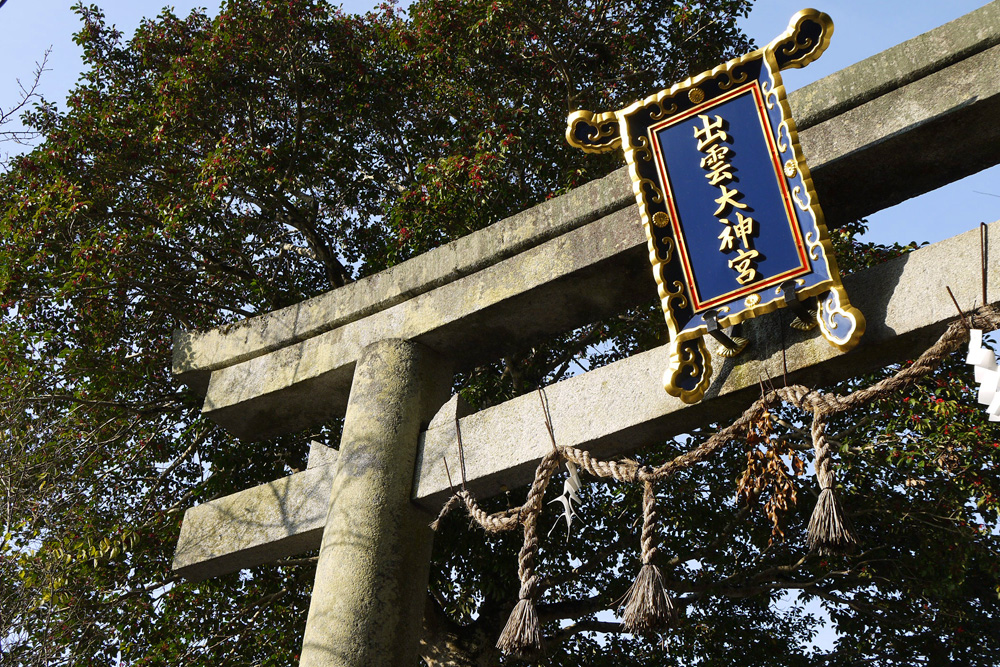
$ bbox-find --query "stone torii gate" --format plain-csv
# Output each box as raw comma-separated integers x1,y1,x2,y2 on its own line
172,5,1000,665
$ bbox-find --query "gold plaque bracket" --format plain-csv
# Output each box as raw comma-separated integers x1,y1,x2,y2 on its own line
704,310,750,358
780,280,819,331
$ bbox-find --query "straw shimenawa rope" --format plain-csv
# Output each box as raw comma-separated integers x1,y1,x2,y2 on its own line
431,306,1000,655
496,448,561,655
620,480,674,632
805,411,857,554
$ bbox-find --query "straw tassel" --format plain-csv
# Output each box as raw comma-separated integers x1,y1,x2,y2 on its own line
806,413,857,555
497,596,541,656
620,481,674,633
497,520,543,655
497,450,563,656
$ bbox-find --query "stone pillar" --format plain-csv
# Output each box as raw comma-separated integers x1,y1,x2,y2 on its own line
299,339,451,667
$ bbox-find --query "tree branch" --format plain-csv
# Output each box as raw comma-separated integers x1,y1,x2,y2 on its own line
0,48,50,147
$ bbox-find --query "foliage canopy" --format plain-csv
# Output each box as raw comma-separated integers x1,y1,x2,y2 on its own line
1,1,998,665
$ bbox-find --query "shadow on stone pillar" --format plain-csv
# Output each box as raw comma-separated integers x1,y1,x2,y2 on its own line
300,339,452,667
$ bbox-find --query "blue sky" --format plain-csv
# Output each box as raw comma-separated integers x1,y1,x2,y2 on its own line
742,1,999,248
1,0,997,247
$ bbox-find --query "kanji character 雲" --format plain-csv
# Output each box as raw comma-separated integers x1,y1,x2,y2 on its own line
700,143,733,185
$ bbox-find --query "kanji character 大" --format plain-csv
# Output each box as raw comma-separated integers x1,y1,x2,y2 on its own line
713,184,748,217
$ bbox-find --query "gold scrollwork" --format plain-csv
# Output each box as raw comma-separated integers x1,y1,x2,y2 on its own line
804,230,822,261
779,36,814,61
777,120,791,153
663,336,713,404
791,185,811,212
649,101,678,121
565,110,622,154
654,236,674,263
766,10,834,72
661,280,688,311
586,122,616,143
633,135,654,162
718,68,749,91
638,177,664,204
816,289,866,352
761,80,779,110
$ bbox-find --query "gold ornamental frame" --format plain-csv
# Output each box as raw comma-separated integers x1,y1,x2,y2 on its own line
567,10,864,403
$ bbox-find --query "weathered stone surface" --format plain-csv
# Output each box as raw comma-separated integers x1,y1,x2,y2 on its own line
307,440,339,469
790,0,1000,129
300,339,451,667
174,395,468,582
172,462,336,582
174,221,999,578
202,207,651,440
413,220,1000,507
802,41,1000,225
172,169,633,392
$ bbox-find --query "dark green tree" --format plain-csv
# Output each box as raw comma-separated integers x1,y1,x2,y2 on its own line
1,1,997,666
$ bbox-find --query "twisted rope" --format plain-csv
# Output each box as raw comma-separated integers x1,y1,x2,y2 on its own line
496,448,561,656
561,445,641,482
431,491,523,532
639,481,660,565
435,309,999,535
805,411,857,553
620,481,674,632
643,392,777,481
811,412,835,492
431,306,1000,652
515,450,562,599
436,313,993,538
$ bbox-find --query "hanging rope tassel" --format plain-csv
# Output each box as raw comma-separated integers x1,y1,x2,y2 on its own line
806,412,857,555
621,480,674,632
497,511,543,655
429,493,463,531
496,449,561,656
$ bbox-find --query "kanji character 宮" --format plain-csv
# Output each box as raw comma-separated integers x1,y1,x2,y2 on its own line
728,247,761,284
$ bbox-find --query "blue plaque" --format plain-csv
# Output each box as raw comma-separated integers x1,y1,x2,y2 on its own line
567,10,864,403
